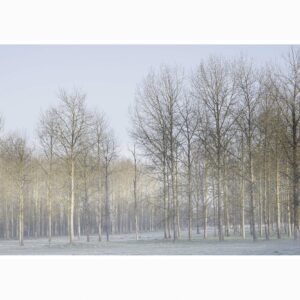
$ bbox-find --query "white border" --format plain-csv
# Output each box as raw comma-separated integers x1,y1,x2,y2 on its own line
0,0,300,44
0,255,299,300
1,0,300,299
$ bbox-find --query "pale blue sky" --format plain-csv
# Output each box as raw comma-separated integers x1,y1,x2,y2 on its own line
0,45,292,155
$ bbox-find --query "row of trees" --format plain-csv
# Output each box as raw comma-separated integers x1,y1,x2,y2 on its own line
1,48,300,246
0,90,159,245
131,48,300,241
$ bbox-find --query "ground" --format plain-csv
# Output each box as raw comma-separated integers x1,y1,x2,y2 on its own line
0,230,299,255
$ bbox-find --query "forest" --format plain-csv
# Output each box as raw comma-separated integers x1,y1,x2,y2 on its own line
1,47,300,250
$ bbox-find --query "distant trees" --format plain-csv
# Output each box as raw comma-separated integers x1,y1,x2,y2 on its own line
1,134,31,246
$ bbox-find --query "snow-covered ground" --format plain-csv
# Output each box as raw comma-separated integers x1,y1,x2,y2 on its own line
0,230,299,255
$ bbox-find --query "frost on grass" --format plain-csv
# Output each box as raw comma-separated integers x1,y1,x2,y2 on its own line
0,231,299,255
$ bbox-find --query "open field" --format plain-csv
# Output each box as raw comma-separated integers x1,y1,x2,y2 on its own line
0,231,299,255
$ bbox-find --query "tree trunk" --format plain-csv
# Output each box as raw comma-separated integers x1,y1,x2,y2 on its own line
4,197,9,239
249,149,256,241
258,171,263,238
196,200,200,234
34,186,38,239
19,182,24,246
240,137,245,239
187,157,192,240
275,147,281,239
224,162,230,237
212,177,217,237
133,157,139,241
263,139,270,240
69,158,75,244
240,176,246,239
47,173,52,244
292,141,299,239
217,151,224,241
77,208,81,239
175,159,181,239
105,163,110,241
203,160,208,239
163,167,168,239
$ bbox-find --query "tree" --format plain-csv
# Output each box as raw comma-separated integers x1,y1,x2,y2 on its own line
192,56,237,241
38,108,57,244
93,112,107,242
52,89,92,244
179,93,200,240
131,69,170,239
101,130,117,241
132,65,184,241
235,57,261,241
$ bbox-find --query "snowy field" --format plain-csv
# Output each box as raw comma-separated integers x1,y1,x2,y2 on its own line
0,230,300,255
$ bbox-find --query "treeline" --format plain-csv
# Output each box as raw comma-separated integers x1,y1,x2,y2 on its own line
1,48,300,245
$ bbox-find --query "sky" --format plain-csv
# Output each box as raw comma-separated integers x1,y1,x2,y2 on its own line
0,45,293,156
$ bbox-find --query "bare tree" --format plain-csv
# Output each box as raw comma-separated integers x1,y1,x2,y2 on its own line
179,93,200,240
132,66,183,241
93,112,107,242
38,108,57,244
131,69,170,239
192,56,237,241
52,89,92,244
101,130,117,241
235,57,261,241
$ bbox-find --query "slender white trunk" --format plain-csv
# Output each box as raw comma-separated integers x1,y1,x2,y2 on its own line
69,158,75,244
133,153,139,241
275,150,281,239
47,171,52,244
105,163,110,241
19,182,24,246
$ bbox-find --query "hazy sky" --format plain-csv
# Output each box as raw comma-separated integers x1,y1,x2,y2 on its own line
0,45,292,155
